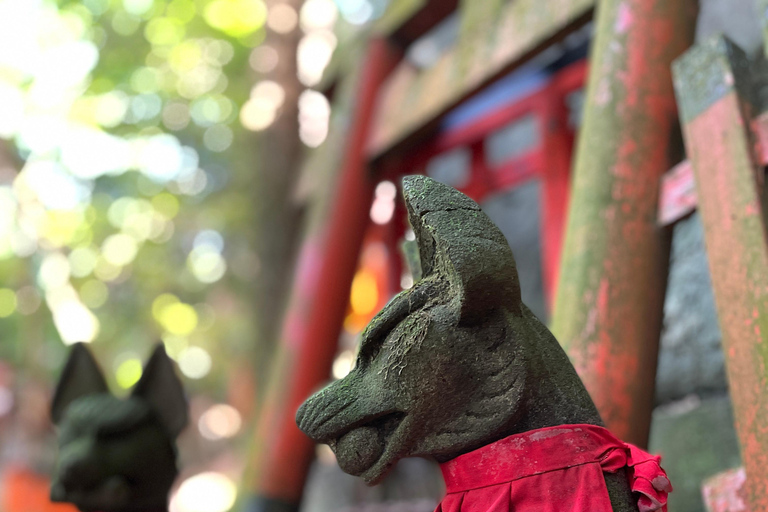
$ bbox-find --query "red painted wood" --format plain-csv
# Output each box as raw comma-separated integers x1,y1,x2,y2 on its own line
658,160,696,226
540,93,574,309
552,0,696,448
685,93,768,512
248,37,401,505
490,151,543,194
677,41,768,507
406,61,586,166
388,60,587,309
656,114,768,227
752,111,768,166
701,467,748,512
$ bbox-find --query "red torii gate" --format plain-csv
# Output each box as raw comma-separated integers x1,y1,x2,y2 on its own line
242,0,699,510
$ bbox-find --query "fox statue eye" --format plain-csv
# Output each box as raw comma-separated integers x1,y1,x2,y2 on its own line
356,334,386,369
355,279,444,371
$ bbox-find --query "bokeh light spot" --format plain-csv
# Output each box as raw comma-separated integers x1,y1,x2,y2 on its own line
177,346,211,379
194,230,224,252
53,300,100,345
169,40,203,73
102,233,139,266
332,350,355,380
131,67,160,93
299,89,330,147
145,17,185,46
204,0,267,37
83,0,110,16
94,257,122,282
112,11,141,35
116,358,143,389
297,30,337,86
69,246,99,278
350,269,378,316
300,0,338,31
153,292,179,316
162,334,188,360
266,4,298,34
123,0,155,16
170,472,236,512
159,302,198,336
370,180,396,224
15,286,41,315
203,124,233,152
167,0,197,22
198,404,242,440
240,99,276,131
249,45,278,73
80,279,109,309
38,253,71,290
188,247,227,283
151,192,180,219
0,289,18,318
162,101,191,130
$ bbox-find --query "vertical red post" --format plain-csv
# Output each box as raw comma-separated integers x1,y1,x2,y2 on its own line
540,91,574,309
242,37,400,512
673,35,768,511
551,0,697,447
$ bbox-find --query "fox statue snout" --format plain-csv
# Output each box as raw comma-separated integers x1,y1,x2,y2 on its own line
50,343,188,512
297,175,605,485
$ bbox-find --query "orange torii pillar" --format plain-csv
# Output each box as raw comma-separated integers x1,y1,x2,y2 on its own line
551,0,697,447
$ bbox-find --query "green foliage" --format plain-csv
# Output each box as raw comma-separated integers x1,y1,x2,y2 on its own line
0,0,266,395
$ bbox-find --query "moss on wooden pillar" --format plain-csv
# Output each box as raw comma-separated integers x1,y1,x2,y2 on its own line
551,0,697,447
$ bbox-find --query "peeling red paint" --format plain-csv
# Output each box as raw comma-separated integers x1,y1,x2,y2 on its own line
684,89,768,511
702,467,748,512
553,0,697,447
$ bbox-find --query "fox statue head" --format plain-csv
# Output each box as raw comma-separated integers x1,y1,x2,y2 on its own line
50,343,188,512
296,175,604,486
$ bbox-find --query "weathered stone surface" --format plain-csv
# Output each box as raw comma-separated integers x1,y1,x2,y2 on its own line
296,176,637,511
657,213,727,404
50,343,187,512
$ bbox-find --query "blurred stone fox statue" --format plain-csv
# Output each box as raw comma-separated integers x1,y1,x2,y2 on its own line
297,176,672,512
50,343,188,512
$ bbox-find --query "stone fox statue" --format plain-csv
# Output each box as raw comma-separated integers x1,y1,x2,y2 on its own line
50,343,188,512
297,176,671,512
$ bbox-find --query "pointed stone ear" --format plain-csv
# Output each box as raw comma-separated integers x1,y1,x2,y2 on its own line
402,175,522,323
132,344,188,438
51,343,109,425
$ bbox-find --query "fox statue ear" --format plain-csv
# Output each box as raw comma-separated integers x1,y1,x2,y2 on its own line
51,343,109,425
132,344,188,438
402,175,522,323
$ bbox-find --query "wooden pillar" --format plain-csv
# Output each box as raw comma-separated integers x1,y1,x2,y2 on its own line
551,0,697,447
241,37,400,512
540,91,574,309
673,35,768,511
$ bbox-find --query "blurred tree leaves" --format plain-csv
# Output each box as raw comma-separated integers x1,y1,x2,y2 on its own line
0,0,273,399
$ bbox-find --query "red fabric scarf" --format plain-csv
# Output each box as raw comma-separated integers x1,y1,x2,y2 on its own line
436,424,671,512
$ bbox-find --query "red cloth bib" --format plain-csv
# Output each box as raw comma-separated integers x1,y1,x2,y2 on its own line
436,424,671,512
